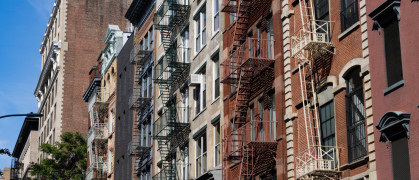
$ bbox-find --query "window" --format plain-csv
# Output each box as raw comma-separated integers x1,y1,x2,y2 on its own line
109,110,114,133
194,68,206,115
213,0,219,32
345,68,367,162
213,54,220,99
320,100,336,168
250,105,255,141
195,133,207,177
181,29,190,63
269,93,276,141
258,99,264,141
266,16,274,59
229,1,237,24
368,0,403,90
181,88,189,123
384,21,403,87
108,150,113,173
214,122,221,166
340,0,359,31
195,7,206,53
181,147,189,180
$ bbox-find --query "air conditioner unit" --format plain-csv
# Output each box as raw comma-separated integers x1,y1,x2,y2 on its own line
188,74,202,86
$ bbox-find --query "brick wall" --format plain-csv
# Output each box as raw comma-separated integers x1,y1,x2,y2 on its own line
61,0,131,135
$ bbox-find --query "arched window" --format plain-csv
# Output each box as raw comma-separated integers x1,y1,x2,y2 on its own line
344,67,367,162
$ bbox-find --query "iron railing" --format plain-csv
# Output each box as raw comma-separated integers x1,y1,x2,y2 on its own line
295,146,340,179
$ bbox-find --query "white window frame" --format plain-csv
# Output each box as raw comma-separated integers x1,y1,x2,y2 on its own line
194,6,206,54
212,56,220,100
195,133,207,177
214,122,221,166
181,29,190,63
213,0,220,33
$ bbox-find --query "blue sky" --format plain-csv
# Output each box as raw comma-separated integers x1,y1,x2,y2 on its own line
0,0,53,173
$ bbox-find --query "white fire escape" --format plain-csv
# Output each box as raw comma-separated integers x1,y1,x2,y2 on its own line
291,0,339,179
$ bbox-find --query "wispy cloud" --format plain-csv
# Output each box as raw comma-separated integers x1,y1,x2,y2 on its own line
26,0,53,19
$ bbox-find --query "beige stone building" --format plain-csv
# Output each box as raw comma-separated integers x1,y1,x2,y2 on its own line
153,0,223,179
11,117,39,179
33,0,131,163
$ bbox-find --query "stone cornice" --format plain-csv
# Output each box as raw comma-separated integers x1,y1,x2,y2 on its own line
40,0,61,53
34,41,61,97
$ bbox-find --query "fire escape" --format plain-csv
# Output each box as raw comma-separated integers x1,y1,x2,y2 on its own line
221,0,277,179
153,0,190,179
290,0,339,179
129,38,153,177
87,89,109,180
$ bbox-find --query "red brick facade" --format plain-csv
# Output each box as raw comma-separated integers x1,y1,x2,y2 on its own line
367,0,419,179
61,0,131,134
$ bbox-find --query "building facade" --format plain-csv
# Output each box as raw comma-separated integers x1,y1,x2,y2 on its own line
10,117,39,179
83,25,128,180
221,0,286,179
33,0,131,163
283,0,376,179
152,0,224,179
367,1,419,179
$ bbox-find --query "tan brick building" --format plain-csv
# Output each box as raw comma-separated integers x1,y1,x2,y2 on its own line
34,0,131,163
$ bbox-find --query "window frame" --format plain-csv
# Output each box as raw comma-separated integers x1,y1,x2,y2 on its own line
195,133,207,177
194,6,207,54
212,54,220,100
213,0,220,33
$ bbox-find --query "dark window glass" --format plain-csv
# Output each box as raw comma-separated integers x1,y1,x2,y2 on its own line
345,68,367,162
384,20,403,87
341,0,359,31
391,137,411,180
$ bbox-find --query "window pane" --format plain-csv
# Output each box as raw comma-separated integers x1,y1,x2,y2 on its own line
384,21,403,86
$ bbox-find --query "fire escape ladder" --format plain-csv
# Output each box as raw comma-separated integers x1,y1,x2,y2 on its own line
292,0,339,179
153,1,191,178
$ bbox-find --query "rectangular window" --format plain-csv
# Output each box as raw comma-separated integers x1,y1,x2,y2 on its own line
214,122,221,166
194,68,206,115
258,99,264,141
250,105,256,141
181,147,189,180
269,93,276,141
196,133,207,177
345,68,367,162
213,0,219,32
229,1,237,24
320,101,336,168
340,0,359,31
195,7,207,53
181,29,190,63
384,20,403,87
213,54,220,99
182,88,189,123
391,137,411,180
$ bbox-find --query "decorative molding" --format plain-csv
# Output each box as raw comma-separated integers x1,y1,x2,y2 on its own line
376,111,410,147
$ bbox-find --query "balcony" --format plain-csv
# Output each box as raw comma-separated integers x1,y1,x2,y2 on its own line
87,123,108,145
291,20,334,60
130,40,153,66
224,120,278,160
153,107,190,150
222,38,275,85
86,158,107,180
154,0,190,32
295,146,340,179
153,47,190,85
129,91,152,111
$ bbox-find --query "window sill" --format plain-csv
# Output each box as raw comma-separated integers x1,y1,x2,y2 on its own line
193,107,207,121
338,21,360,41
211,96,220,105
383,80,404,96
193,44,207,61
211,30,220,40
340,155,369,171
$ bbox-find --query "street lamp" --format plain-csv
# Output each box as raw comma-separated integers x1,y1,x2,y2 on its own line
0,112,43,119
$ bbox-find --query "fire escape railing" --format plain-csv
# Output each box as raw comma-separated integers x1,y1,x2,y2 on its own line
153,0,191,179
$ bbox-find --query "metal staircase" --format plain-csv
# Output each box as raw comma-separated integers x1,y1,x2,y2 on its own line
291,0,339,179
221,0,277,179
153,1,191,178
